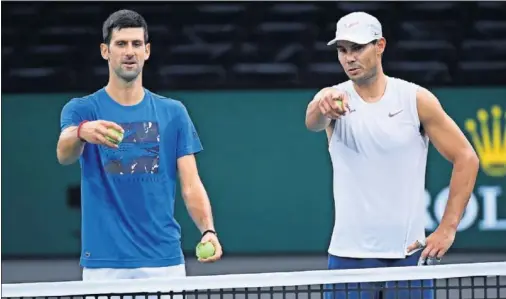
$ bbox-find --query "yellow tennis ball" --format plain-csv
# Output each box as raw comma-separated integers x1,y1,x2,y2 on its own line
334,99,343,109
106,128,124,145
196,242,215,259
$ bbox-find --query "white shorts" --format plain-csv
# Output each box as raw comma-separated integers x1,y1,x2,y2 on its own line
83,264,186,299
83,264,186,280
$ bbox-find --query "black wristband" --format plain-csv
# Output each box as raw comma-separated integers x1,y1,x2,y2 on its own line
202,229,216,237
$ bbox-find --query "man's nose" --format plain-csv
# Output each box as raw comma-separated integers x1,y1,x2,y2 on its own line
344,52,357,64
124,44,135,56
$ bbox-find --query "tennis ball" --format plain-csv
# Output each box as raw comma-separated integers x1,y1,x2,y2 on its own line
196,242,215,259
106,128,124,145
334,99,343,109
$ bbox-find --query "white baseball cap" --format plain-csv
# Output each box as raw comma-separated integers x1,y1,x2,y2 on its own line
327,12,383,46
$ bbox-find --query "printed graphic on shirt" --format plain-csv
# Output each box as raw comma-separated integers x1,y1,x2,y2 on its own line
102,122,160,175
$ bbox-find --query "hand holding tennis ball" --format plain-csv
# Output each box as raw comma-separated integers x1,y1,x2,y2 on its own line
196,242,215,259
106,128,124,145
317,87,350,119
78,120,124,148
196,231,223,263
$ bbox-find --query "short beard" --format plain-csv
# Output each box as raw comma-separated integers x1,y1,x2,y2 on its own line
351,65,378,86
114,66,141,83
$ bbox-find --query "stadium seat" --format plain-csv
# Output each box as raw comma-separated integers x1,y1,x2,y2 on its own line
2,2,506,91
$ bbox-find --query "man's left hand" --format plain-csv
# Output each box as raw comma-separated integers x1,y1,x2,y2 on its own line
198,232,223,263
408,227,456,261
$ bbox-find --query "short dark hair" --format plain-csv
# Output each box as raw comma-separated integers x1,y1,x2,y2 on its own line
102,9,149,45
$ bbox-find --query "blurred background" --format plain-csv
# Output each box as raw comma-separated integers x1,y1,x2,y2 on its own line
2,1,506,284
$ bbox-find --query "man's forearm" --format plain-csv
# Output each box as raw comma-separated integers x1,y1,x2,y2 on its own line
440,152,479,230
182,182,215,233
57,126,85,165
306,98,330,132
306,87,332,132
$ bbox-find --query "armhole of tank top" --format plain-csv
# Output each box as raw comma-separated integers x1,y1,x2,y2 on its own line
406,82,425,138
327,120,336,147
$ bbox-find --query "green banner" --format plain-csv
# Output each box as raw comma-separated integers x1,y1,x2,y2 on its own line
423,88,506,249
2,88,505,257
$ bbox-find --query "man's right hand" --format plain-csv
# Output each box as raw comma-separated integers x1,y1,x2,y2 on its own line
79,120,124,148
317,88,350,119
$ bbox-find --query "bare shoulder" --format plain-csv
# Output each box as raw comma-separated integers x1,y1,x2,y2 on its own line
316,85,339,97
414,86,477,163
331,80,353,92
314,81,352,100
415,86,446,125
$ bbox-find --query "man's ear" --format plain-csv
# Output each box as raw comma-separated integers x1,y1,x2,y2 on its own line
376,37,386,56
100,43,109,61
145,43,151,61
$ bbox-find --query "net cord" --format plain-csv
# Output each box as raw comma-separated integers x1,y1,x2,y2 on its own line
2,261,506,298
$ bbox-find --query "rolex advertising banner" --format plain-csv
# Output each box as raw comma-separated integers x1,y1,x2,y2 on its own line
2,88,505,257
423,88,506,250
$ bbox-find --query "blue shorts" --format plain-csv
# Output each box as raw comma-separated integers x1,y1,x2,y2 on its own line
325,251,434,299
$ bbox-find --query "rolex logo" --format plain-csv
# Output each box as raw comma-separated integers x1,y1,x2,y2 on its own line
465,105,506,177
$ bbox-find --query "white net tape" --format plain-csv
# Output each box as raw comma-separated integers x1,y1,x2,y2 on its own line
2,262,506,298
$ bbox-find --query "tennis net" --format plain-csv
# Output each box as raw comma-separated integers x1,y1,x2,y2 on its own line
2,262,506,299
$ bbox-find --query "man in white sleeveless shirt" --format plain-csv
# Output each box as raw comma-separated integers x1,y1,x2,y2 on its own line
305,12,479,299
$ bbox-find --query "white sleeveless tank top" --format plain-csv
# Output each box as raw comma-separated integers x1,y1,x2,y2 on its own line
327,76,429,259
